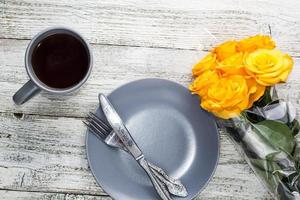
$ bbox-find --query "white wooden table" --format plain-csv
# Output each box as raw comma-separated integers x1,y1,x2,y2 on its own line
1,0,300,199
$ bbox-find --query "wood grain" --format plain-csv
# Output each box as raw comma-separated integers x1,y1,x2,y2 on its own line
1,39,299,118
0,38,201,117
0,190,110,200
1,0,300,198
0,113,272,199
0,37,298,199
1,0,300,56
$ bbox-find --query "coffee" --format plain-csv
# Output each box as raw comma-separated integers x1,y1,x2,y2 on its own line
31,33,89,89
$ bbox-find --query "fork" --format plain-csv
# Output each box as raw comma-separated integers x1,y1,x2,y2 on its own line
84,112,188,197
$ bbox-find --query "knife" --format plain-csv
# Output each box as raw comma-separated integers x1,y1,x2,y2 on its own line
99,94,172,200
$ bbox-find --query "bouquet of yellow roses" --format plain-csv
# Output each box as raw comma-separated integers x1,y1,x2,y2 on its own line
190,35,300,200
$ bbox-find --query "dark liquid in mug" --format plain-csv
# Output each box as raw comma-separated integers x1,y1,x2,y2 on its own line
31,33,89,89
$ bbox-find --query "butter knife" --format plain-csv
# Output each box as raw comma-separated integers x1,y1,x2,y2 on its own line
99,94,172,200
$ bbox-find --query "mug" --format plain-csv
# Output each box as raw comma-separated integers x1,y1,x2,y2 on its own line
13,27,93,105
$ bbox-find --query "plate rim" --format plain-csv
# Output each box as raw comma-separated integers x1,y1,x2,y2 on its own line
85,78,220,200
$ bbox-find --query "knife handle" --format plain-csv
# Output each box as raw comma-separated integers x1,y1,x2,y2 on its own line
138,157,172,200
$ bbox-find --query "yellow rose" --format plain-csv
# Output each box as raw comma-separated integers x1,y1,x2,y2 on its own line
192,53,217,76
189,70,219,97
216,53,266,107
216,52,247,76
246,78,266,108
189,35,293,119
200,75,250,119
213,40,238,61
237,35,275,52
244,49,293,86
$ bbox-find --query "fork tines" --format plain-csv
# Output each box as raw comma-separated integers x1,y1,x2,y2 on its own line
83,112,113,139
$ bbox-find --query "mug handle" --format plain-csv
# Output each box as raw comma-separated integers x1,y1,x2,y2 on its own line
13,80,41,105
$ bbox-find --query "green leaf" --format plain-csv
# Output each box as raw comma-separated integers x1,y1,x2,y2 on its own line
252,120,295,154
289,120,300,136
250,157,282,192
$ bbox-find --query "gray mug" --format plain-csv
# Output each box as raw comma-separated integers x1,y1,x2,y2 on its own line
13,27,93,105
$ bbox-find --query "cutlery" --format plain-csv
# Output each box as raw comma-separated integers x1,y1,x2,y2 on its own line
84,112,188,197
84,93,188,199
100,93,171,200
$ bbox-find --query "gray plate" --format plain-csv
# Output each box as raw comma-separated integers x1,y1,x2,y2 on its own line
86,78,219,200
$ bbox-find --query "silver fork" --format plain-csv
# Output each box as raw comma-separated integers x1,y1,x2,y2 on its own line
84,112,188,197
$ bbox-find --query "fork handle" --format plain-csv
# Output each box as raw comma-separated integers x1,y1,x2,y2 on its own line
138,157,172,200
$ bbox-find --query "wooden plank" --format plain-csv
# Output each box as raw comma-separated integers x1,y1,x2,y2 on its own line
1,0,300,56
1,39,299,118
0,190,109,200
0,113,105,195
0,113,272,199
199,164,273,200
0,38,201,117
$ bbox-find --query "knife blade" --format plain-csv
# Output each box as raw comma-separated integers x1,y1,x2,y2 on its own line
98,94,144,160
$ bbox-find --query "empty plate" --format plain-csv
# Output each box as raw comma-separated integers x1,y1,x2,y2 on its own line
86,78,219,200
